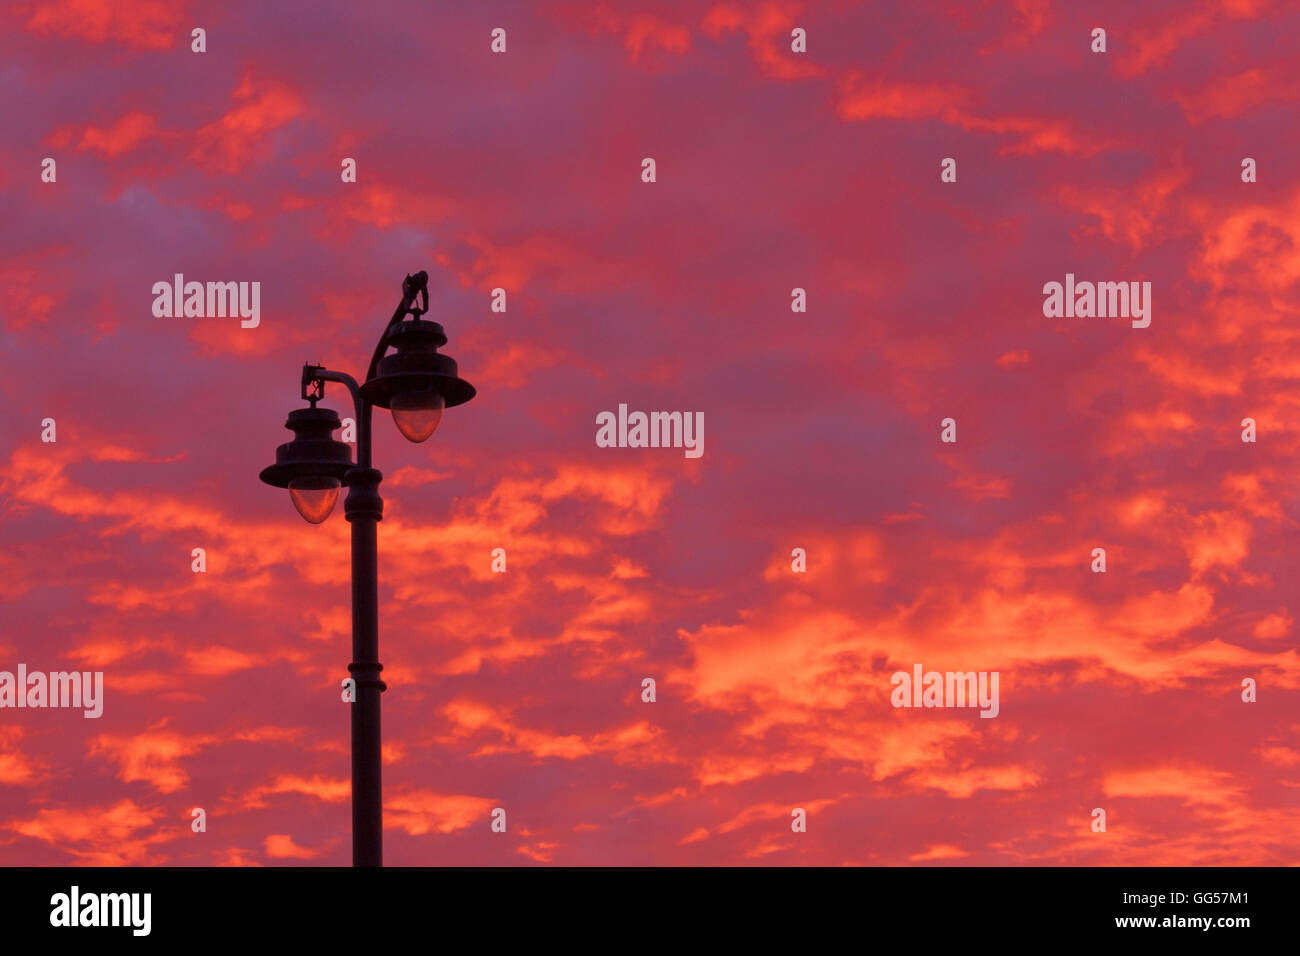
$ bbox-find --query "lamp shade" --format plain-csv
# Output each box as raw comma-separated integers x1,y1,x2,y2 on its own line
359,320,475,434
258,406,355,506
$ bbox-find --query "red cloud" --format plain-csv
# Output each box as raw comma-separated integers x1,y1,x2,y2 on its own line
190,74,304,174
19,0,185,50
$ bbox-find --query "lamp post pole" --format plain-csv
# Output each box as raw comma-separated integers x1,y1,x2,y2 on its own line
312,368,385,867
346,459,384,866
262,271,475,868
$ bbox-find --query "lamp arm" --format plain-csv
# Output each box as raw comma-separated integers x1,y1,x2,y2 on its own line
303,365,373,471
300,270,428,472
364,271,429,383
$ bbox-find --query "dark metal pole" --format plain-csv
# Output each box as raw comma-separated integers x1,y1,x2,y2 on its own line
345,458,384,867
317,370,385,867
306,274,428,867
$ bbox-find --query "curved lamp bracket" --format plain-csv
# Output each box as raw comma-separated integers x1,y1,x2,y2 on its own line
366,271,430,383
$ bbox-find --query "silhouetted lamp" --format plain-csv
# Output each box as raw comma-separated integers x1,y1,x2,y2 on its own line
256,271,476,867
360,319,475,442
258,405,354,523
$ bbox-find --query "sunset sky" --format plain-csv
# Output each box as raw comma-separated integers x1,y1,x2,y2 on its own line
2,0,1299,866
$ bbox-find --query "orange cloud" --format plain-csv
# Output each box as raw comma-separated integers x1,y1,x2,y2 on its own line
264,833,324,859
8,800,171,865
702,2,825,80
20,0,184,50
75,111,159,157
89,726,213,793
191,74,304,174
385,790,497,836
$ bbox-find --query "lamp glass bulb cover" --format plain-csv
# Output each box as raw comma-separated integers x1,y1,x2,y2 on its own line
288,475,342,523
390,390,445,443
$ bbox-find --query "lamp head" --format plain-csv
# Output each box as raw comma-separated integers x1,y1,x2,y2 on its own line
360,319,475,442
258,406,354,523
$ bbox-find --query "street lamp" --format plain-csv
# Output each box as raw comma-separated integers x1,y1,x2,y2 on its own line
259,406,353,523
258,271,475,866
